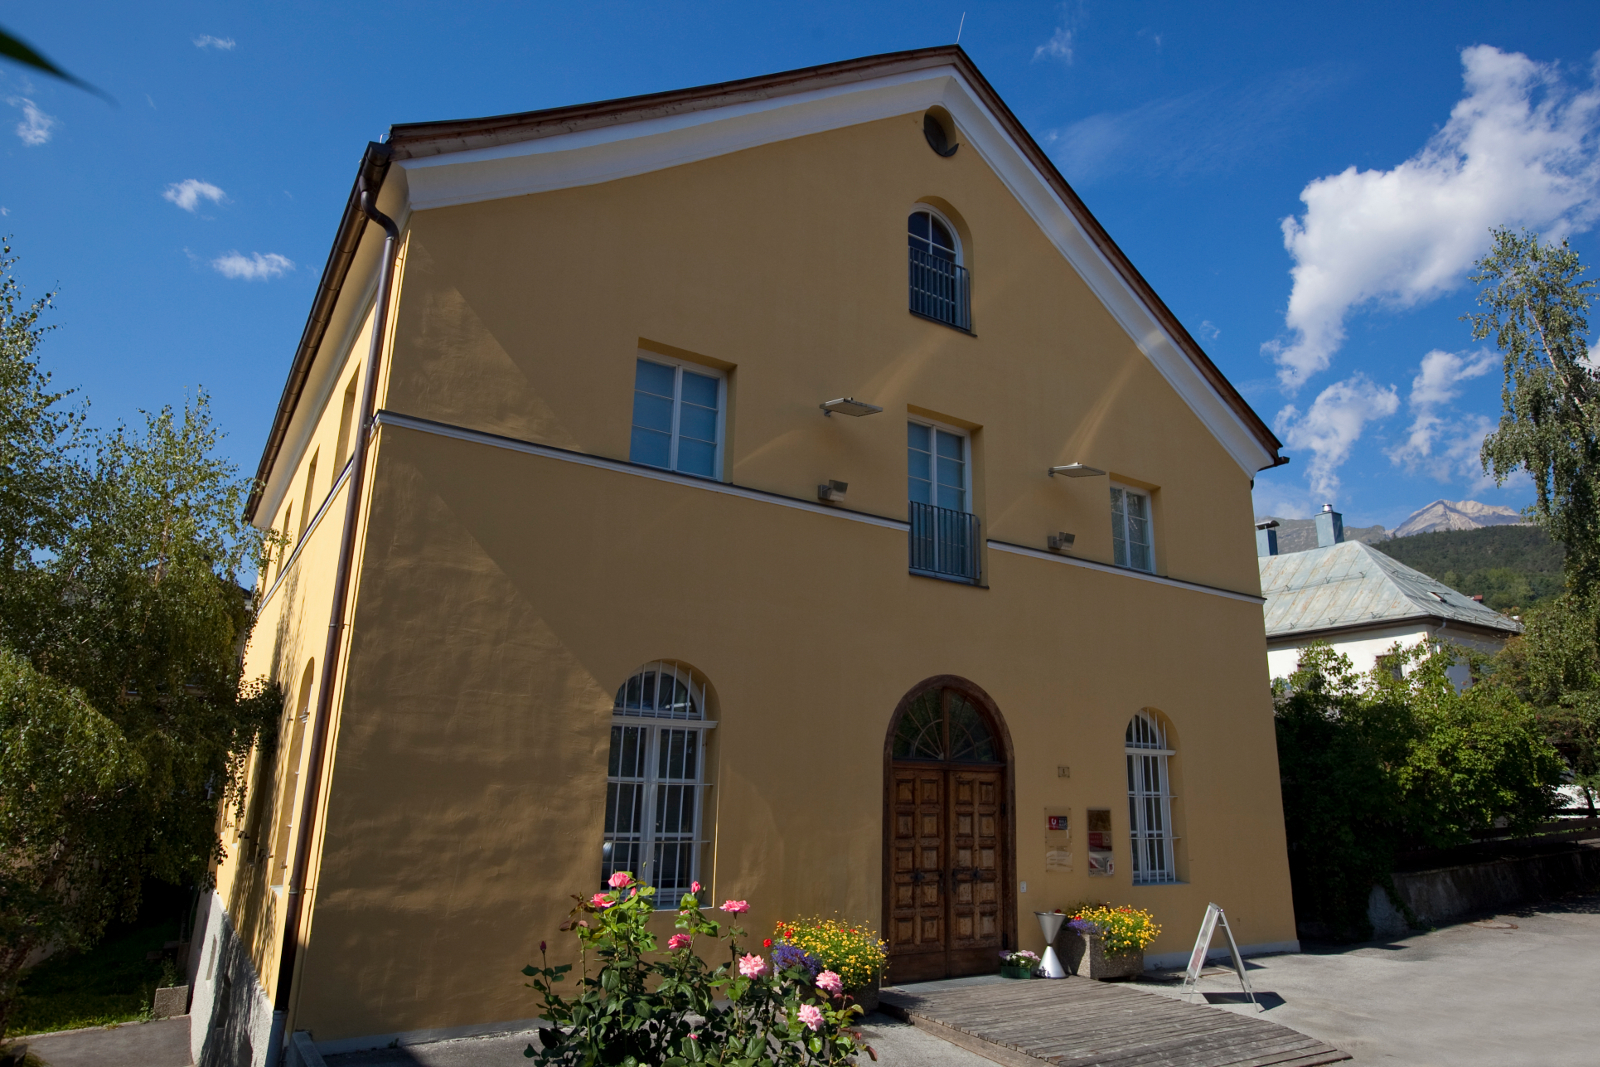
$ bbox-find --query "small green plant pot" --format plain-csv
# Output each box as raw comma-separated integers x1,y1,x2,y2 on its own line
999,963,1035,980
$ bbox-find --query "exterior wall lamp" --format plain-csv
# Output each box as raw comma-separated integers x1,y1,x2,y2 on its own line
1048,464,1106,477
817,480,848,503
820,397,884,417
1047,531,1075,552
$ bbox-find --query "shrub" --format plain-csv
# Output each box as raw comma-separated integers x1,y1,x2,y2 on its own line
522,874,874,1066
1066,906,1161,956
770,918,886,991
1275,642,1562,939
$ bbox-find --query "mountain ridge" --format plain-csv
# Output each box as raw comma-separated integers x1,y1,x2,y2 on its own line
1392,499,1525,538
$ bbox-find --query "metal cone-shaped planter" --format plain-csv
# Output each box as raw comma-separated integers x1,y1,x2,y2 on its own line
1035,911,1068,978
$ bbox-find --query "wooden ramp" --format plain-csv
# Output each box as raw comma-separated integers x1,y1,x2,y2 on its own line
879,977,1349,1067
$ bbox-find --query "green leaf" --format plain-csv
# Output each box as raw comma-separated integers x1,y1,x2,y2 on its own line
0,26,111,102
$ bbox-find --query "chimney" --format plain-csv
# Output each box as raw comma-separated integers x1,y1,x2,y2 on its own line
1255,520,1279,557
1315,504,1344,548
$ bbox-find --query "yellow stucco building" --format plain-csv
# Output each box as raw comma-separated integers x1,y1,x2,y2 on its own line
188,46,1297,1067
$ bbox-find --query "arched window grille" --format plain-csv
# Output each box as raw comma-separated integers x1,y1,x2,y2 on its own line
1126,711,1177,885
908,209,970,331
603,662,715,900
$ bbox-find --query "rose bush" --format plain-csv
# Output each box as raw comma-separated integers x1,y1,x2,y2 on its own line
522,874,876,1066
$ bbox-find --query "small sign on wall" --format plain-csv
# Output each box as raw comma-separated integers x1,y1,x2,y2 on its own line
1044,807,1073,872
1086,808,1114,876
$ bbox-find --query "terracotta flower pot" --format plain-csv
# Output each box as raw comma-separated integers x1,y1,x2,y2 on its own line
1064,933,1144,980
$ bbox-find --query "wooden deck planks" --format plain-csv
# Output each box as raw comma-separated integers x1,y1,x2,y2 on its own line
880,978,1349,1067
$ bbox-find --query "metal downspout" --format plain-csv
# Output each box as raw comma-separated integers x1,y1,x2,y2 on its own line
273,146,401,1031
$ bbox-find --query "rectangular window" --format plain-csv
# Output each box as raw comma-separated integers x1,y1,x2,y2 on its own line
1110,486,1154,573
603,722,710,899
908,420,980,583
1126,720,1177,886
630,358,724,479
298,451,319,543
335,374,358,473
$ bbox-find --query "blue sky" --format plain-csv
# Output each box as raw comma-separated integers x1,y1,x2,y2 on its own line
3,1,1598,532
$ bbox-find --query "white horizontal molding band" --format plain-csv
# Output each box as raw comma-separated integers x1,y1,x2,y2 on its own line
395,65,1274,478
986,540,1265,604
375,411,1262,605
373,410,909,531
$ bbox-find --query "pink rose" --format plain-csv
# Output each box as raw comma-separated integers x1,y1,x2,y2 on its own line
668,934,692,950
720,900,749,914
797,1004,823,1031
608,871,633,889
691,881,702,893
590,893,613,909
738,953,768,978
816,970,843,994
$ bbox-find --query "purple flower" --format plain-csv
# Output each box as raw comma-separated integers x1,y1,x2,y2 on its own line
1068,917,1101,935
771,942,821,976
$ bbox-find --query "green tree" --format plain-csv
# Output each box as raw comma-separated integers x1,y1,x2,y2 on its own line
0,248,278,1038
1492,594,1600,814
1473,228,1598,595
1275,642,1560,940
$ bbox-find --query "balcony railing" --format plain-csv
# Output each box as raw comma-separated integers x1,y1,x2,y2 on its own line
909,501,981,584
909,247,971,331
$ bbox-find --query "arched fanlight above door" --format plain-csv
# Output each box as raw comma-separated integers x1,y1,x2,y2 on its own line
892,687,1000,763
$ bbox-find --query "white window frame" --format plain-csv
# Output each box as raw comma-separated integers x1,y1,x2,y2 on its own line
1126,711,1178,885
907,417,972,514
629,354,728,480
603,662,716,906
1110,483,1156,574
908,206,964,266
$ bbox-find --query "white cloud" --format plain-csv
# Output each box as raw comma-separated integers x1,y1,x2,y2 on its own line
1035,25,1074,63
193,35,236,50
8,97,56,146
1198,320,1220,341
1277,374,1400,500
1388,348,1497,481
212,252,293,280
163,179,227,213
1266,46,1600,391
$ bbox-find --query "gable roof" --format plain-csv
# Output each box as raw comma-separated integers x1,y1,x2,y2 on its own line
1259,540,1522,641
245,45,1284,521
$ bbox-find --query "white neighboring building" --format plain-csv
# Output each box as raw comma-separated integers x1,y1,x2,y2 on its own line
1258,506,1522,687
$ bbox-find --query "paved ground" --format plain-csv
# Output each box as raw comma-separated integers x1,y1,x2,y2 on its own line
11,1016,190,1067
323,1013,994,1067
19,892,1599,1066
1131,891,1600,1066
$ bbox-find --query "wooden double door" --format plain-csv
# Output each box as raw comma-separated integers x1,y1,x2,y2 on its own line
887,763,1008,981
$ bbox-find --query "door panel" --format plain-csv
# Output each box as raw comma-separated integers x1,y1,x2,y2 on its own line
948,768,1005,974
889,768,946,979
888,763,1008,981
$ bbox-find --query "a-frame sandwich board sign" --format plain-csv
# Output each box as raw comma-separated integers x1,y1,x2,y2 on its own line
1180,902,1259,1012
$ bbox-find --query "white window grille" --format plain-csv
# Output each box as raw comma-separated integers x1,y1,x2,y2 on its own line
1110,486,1154,573
603,662,715,902
1126,711,1177,885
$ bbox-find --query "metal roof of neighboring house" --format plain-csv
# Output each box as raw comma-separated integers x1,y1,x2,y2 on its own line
1259,540,1522,640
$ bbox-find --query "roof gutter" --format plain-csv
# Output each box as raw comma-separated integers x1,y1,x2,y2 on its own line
244,142,394,523
273,151,401,1026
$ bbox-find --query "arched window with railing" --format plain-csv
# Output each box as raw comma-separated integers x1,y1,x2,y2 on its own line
908,208,970,331
1126,710,1177,885
602,662,715,900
